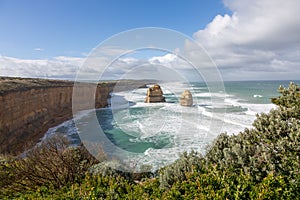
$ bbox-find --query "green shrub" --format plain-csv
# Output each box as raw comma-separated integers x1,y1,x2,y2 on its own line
206,83,300,183
0,135,99,197
1,83,300,199
159,150,204,189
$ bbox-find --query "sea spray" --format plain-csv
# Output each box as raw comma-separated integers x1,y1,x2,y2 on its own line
43,80,296,170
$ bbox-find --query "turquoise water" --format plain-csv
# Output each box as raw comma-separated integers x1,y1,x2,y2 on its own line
44,80,299,170
223,80,291,104
96,108,171,153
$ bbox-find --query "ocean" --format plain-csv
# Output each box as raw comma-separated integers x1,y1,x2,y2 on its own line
43,80,299,171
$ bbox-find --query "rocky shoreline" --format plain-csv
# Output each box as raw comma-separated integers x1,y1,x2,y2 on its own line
0,77,148,155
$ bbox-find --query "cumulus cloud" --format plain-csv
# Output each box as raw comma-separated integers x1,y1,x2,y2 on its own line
149,54,176,64
101,54,188,81
0,55,83,79
0,54,166,81
0,51,213,82
3,1,299,81
193,0,300,80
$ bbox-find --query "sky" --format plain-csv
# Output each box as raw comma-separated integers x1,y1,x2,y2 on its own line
0,0,300,81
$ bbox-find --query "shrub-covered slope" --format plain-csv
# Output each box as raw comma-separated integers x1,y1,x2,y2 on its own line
1,83,299,199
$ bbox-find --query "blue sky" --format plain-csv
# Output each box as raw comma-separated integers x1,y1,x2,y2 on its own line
0,0,300,81
0,0,229,59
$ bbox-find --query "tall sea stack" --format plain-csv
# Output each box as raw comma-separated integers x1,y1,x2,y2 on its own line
180,90,193,106
145,84,166,103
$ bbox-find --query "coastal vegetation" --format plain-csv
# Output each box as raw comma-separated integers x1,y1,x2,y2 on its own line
0,83,299,199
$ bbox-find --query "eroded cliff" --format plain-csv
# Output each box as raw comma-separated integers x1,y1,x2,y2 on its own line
0,77,114,155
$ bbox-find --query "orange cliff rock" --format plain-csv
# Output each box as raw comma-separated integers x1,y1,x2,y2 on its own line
144,84,166,103
0,77,114,155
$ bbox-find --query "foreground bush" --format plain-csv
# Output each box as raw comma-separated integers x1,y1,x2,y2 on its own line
159,82,300,198
159,151,204,189
206,83,300,184
1,83,299,199
0,135,99,197
5,165,298,199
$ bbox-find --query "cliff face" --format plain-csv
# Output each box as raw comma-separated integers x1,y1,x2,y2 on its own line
0,78,114,155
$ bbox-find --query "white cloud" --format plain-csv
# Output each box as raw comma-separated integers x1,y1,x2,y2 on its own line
149,54,176,64
33,48,44,51
3,1,300,82
192,0,300,80
53,56,85,66
0,52,210,82
0,55,83,79
148,53,200,70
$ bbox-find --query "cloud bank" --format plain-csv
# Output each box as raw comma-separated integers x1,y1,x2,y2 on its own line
1,0,299,81
193,0,300,80
0,55,83,79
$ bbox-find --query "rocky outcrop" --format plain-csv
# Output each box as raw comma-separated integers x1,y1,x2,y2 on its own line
145,84,166,103
180,90,193,106
0,77,115,155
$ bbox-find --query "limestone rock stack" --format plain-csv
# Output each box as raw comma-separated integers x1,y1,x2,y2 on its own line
180,90,193,106
145,84,166,103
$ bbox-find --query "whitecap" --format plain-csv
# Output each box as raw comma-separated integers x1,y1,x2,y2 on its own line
253,94,263,98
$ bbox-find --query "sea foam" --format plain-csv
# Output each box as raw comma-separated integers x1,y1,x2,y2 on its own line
43,81,278,171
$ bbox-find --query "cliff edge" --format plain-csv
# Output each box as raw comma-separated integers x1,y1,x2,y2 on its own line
0,77,115,155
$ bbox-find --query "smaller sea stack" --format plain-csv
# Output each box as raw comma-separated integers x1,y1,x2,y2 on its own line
145,84,166,103
180,90,193,106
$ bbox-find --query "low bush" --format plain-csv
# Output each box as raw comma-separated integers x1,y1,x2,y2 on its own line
0,135,99,197
1,83,299,199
